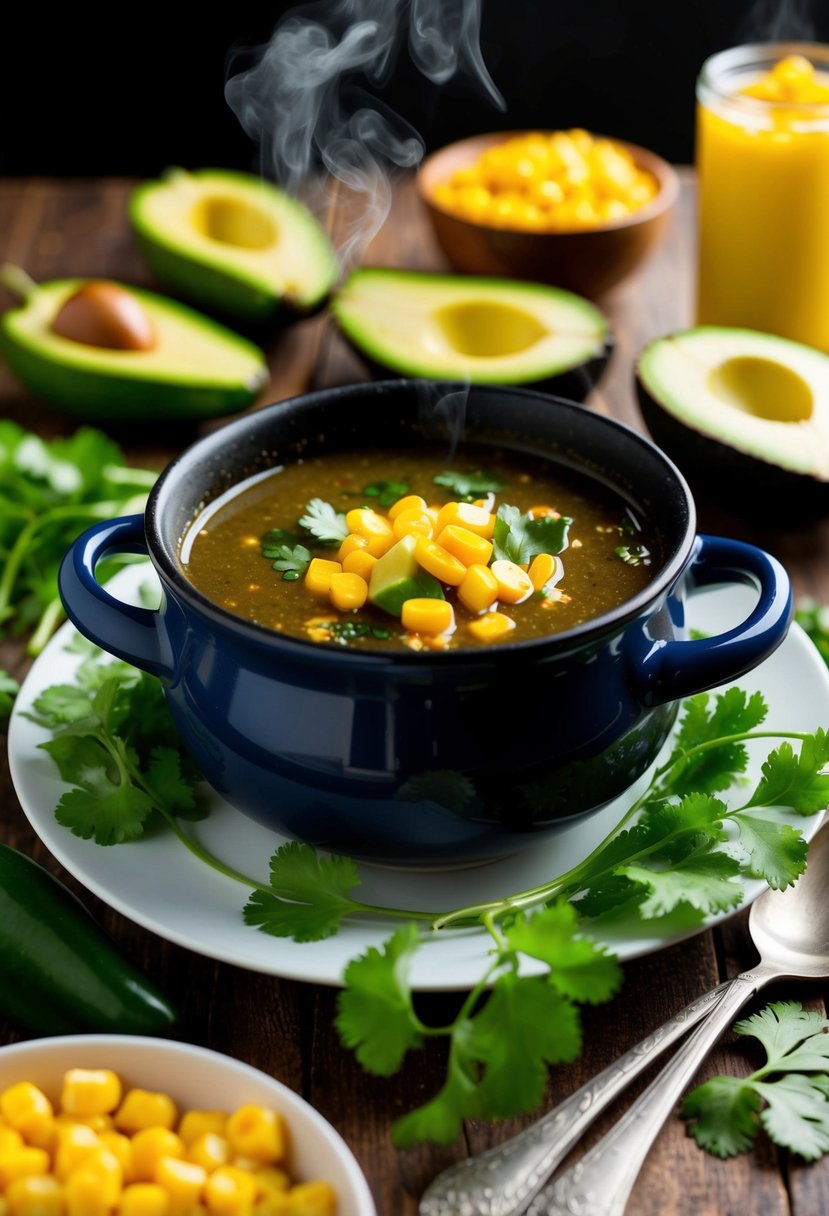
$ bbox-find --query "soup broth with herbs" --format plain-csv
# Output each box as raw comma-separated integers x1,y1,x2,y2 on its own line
181,445,659,650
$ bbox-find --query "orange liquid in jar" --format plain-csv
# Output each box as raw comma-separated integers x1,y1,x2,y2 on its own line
696,50,829,350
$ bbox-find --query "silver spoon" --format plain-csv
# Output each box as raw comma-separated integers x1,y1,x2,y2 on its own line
419,815,829,1216
529,815,829,1216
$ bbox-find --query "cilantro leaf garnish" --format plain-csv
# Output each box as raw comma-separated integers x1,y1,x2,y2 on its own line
260,537,311,581
298,498,349,545
363,480,409,508
243,842,363,941
336,924,424,1075
684,1002,829,1160
433,469,504,502
614,543,651,565
492,503,571,564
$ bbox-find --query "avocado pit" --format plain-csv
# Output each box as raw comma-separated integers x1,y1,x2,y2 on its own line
51,281,157,352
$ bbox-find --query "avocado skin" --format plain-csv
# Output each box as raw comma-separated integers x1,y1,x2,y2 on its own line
342,335,613,403
0,280,269,422
635,373,829,523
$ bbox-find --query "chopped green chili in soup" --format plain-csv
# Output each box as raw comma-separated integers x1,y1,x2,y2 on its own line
180,446,658,650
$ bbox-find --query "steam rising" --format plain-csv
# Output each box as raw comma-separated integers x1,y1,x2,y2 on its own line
737,0,816,42
225,0,503,266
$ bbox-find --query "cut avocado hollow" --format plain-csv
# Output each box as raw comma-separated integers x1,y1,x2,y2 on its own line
636,326,829,520
369,536,445,616
0,278,269,422
331,268,612,402
129,168,339,324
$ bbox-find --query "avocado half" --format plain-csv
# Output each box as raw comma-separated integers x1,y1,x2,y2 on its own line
636,326,829,520
129,168,339,323
0,277,269,422
331,268,612,400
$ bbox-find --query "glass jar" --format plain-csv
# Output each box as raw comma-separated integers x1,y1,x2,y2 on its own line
695,42,829,350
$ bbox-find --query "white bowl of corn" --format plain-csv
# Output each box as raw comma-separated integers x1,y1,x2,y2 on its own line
0,1035,376,1215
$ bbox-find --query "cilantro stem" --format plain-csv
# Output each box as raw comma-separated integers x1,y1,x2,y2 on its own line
27,598,66,657
0,501,137,621
155,808,274,892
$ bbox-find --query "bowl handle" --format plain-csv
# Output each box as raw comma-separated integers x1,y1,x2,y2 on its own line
630,534,792,707
58,515,174,681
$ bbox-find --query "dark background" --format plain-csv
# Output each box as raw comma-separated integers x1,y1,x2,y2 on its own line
3,1,829,177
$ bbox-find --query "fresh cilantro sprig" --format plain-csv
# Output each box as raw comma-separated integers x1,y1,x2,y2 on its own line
298,498,349,545
433,469,503,502
493,503,572,565
683,1002,829,1160
0,421,157,655
32,647,829,1146
363,480,409,508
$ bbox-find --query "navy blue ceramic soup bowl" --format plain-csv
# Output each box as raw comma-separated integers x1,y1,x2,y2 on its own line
58,381,792,868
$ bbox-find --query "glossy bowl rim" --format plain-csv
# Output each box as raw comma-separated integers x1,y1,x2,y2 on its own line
416,129,680,236
0,1033,377,1215
145,379,697,669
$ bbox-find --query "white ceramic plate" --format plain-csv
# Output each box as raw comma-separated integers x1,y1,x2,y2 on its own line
8,567,829,991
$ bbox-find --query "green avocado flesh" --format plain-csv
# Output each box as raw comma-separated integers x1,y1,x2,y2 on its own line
331,268,611,394
369,535,445,616
129,168,339,321
636,326,829,515
0,279,269,421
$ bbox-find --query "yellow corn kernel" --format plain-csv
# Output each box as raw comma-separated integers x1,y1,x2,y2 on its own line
100,1131,133,1177
490,559,534,604
70,1146,123,1206
457,563,499,614
154,1156,207,1209
186,1131,229,1174
336,533,368,561
0,1127,24,1154
61,1069,122,1119
436,524,493,568
391,508,434,541
57,1112,112,1134
63,1167,116,1216
434,501,495,538
303,558,341,598
0,1147,50,1187
328,571,368,612
203,1164,258,1214
286,1179,338,1215
6,1173,63,1216
344,508,392,542
529,504,560,519
528,552,564,592
225,1107,284,1166
341,548,377,581
413,537,467,586
53,1124,100,1180
254,1167,291,1198
117,1182,172,1216
254,1197,291,1215
401,598,455,636
387,494,426,521
177,1112,227,1147
467,612,517,643
0,1084,53,1143
128,1128,184,1182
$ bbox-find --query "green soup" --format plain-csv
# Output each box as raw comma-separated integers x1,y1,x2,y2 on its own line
180,445,658,650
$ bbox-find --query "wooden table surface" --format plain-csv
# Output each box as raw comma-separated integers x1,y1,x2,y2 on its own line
2,169,829,1216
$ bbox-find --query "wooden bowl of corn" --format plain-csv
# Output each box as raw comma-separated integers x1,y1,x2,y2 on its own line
417,129,679,299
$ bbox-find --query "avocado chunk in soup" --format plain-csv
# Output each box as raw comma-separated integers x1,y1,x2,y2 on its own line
180,446,658,650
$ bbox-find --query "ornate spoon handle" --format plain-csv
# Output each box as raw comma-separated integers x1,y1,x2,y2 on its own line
418,981,727,1216
528,966,776,1216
